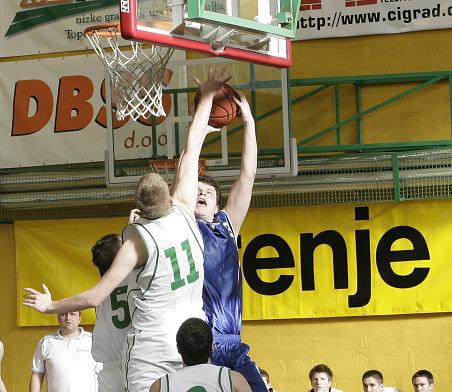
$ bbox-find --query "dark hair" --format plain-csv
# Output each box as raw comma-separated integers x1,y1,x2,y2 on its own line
309,364,333,381
198,175,221,208
412,370,434,384
362,370,383,384
176,318,213,366
91,234,121,276
136,173,171,220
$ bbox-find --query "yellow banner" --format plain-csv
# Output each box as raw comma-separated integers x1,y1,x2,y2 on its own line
16,217,126,326
240,200,452,320
16,199,452,326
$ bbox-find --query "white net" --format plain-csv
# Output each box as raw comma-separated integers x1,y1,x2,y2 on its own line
85,24,174,121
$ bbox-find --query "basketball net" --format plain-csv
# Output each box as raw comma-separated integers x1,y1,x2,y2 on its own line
84,23,174,121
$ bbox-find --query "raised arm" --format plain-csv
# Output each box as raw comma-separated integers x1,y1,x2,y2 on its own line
224,91,257,233
23,229,145,314
171,67,230,215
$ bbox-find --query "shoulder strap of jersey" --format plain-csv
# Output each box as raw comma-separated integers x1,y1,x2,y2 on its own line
173,205,204,255
159,374,170,392
130,222,159,286
219,366,233,392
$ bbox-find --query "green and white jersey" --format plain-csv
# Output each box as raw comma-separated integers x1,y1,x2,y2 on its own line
160,364,233,392
92,271,139,363
123,205,205,333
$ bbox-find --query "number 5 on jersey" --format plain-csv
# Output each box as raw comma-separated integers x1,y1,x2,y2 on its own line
110,285,132,329
165,239,200,291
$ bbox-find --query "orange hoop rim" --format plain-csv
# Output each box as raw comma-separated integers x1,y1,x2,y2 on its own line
149,159,207,176
84,23,121,38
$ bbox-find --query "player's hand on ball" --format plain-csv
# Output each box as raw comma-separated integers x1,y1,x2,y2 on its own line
233,91,253,123
193,67,231,98
23,284,52,313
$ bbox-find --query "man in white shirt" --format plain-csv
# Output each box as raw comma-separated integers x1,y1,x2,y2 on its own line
29,311,98,392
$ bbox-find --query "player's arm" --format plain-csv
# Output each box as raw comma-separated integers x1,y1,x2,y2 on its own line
149,378,161,392
29,372,44,392
224,91,257,233
230,370,252,392
23,229,146,314
172,67,230,214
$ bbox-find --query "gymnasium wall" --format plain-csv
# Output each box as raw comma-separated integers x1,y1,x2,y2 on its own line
1,29,452,392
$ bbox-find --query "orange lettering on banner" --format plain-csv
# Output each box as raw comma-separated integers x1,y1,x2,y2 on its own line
95,79,129,129
55,75,94,132
12,80,53,136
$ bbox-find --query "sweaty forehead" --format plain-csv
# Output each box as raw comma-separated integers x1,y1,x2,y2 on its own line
363,377,380,385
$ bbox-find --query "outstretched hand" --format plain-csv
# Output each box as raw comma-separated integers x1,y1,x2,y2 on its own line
23,284,52,314
233,91,253,124
193,67,231,98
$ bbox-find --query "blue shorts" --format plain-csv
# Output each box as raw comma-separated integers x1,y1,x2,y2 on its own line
211,334,267,392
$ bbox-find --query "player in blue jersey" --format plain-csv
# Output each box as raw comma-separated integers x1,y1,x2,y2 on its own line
194,90,267,392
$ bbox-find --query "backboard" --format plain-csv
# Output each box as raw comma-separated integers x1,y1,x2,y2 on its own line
104,55,297,186
119,0,301,67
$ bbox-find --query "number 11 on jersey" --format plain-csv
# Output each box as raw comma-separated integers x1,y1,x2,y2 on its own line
165,239,200,291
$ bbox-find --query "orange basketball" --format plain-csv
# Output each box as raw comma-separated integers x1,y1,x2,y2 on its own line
194,84,240,128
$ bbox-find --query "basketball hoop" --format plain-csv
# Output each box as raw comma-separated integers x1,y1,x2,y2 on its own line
149,158,207,184
84,23,174,121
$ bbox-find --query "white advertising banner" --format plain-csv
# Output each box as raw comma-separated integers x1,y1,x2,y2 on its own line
297,0,452,40
1,0,120,57
0,52,188,169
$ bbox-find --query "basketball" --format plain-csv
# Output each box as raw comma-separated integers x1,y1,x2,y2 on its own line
194,84,240,128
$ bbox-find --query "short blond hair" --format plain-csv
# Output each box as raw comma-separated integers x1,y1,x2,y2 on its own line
135,173,171,219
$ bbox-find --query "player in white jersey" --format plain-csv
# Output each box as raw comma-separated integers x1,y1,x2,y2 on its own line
150,318,251,392
23,67,231,392
122,200,205,391
90,233,139,392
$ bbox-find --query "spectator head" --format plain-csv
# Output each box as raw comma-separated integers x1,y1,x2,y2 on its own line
57,311,81,336
309,364,333,392
362,370,384,392
412,370,434,392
